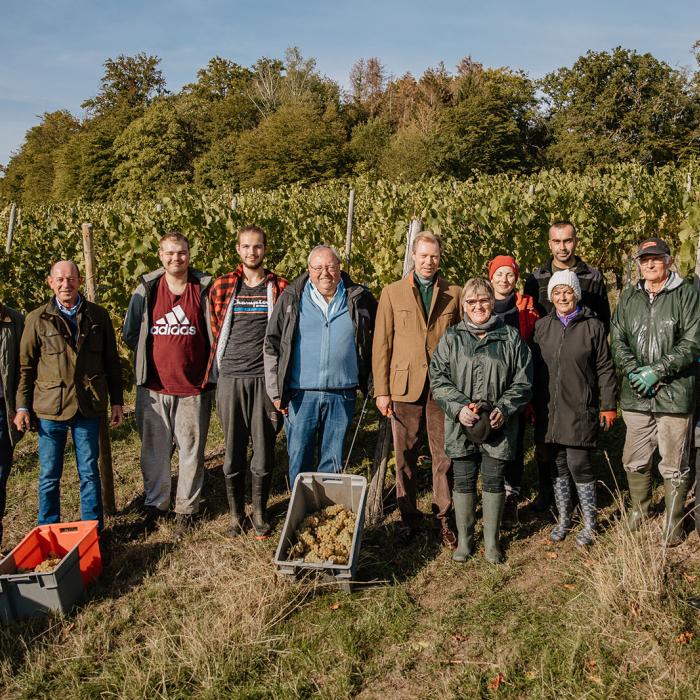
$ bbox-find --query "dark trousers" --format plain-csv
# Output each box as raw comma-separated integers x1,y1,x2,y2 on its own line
549,444,594,483
217,376,278,485
0,399,14,529
392,384,452,527
504,414,526,496
453,452,506,494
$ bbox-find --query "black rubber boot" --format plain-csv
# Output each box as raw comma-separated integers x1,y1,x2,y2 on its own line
531,457,553,512
251,474,272,539
626,470,652,533
225,473,245,537
574,481,596,546
482,491,505,564
452,492,476,562
502,493,519,528
662,475,689,547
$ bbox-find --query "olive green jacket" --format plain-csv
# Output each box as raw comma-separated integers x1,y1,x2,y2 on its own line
17,298,124,421
0,305,24,445
429,319,533,460
611,274,700,414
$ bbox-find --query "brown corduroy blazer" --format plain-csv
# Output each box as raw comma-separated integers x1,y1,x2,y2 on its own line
372,273,462,403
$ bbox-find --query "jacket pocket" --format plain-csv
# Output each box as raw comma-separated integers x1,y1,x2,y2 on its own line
84,373,108,413
33,379,64,416
40,330,66,354
390,363,409,396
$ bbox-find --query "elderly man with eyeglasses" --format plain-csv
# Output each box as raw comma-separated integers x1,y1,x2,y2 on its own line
264,245,377,486
611,237,700,546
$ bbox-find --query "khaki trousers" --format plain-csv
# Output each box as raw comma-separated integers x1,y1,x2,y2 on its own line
621,410,692,479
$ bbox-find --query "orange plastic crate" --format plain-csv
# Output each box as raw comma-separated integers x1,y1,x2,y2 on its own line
0,521,102,622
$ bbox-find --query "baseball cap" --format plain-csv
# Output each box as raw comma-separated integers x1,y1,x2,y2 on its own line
634,237,670,259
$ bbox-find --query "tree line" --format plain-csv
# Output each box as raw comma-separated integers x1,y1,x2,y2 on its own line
2,43,700,205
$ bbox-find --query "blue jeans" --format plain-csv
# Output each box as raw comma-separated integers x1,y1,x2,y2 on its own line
284,389,356,486
0,399,14,528
37,414,103,529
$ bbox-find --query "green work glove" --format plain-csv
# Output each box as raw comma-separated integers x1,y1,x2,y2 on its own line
630,366,659,397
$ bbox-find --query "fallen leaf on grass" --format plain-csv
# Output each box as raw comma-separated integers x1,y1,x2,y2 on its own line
584,559,596,567
524,670,537,681
451,633,466,643
675,631,694,645
546,552,558,560
585,659,597,671
628,601,641,617
329,602,341,611
683,572,697,584
562,583,576,591
587,674,603,685
488,673,506,690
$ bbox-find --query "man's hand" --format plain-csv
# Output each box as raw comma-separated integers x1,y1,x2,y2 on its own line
13,410,31,432
629,367,659,397
599,410,617,431
272,399,288,416
111,405,124,427
489,408,505,429
376,395,393,417
458,405,478,427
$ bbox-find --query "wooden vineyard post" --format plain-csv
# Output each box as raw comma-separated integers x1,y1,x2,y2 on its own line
366,217,422,525
344,188,355,271
82,223,116,515
5,203,17,254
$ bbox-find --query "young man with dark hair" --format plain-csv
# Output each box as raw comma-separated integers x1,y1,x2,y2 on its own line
205,226,287,538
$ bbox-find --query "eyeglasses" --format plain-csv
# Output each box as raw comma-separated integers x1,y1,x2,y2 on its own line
464,298,492,308
309,264,339,274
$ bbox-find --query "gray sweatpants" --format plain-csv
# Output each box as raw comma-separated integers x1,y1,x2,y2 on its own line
135,386,213,514
216,375,279,481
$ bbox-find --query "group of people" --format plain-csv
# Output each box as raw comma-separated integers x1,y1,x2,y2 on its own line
0,221,698,563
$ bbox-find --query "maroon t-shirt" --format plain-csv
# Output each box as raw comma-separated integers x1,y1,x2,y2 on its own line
145,274,208,396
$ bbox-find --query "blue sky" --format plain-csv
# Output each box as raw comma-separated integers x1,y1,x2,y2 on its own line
1,0,699,166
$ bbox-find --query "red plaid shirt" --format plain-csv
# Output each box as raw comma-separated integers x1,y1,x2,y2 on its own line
204,264,288,384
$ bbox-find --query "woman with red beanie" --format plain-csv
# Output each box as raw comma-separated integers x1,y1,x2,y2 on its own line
488,255,539,526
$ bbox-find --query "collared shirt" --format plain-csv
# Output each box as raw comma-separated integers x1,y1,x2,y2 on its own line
413,272,436,318
556,305,582,327
55,295,83,344
309,278,346,319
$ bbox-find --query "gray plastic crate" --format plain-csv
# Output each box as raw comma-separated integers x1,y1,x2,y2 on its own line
274,472,367,592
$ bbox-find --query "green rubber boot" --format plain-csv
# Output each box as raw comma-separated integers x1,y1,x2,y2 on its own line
662,476,689,547
452,492,476,562
482,491,505,564
626,470,652,533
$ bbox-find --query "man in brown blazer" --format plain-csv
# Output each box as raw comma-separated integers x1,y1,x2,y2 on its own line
372,231,462,546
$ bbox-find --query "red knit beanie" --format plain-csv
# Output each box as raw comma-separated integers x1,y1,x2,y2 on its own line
488,255,519,281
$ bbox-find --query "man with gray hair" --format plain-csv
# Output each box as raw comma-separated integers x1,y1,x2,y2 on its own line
611,237,700,546
264,245,377,485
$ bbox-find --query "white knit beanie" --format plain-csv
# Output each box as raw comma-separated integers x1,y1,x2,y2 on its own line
547,269,582,301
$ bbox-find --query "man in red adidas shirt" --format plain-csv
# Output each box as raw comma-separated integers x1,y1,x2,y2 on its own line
123,232,213,540
205,225,287,538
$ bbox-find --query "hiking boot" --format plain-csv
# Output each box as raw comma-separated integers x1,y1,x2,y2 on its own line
662,475,689,547
251,474,272,539
502,493,519,529
173,513,195,542
551,475,572,542
626,470,652,533
482,491,505,564
574,481,596,546
225,473,246,537
452,492,476,562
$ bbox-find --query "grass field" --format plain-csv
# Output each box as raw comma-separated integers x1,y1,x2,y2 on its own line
0,397,698,699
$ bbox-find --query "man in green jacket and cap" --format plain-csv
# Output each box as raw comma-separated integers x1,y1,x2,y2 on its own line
611,237,700,546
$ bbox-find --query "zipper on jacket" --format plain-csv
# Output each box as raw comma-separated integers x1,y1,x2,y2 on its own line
550,322,567,443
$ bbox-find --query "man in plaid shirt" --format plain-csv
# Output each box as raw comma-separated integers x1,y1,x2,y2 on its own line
205,225,288,537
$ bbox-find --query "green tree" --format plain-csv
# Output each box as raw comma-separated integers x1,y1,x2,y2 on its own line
193,134,240,190
112,99,195,198
541,47,699,169
346,117,393,174
235,103,346,188
0,110,80,204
